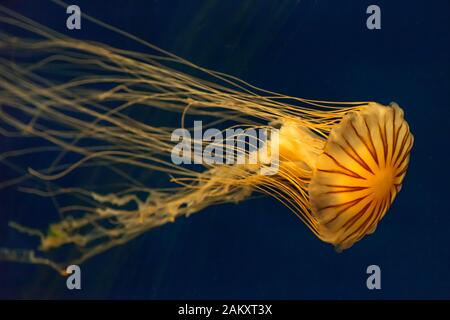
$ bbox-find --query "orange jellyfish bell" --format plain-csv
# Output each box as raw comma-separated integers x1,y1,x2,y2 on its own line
308,102,414,251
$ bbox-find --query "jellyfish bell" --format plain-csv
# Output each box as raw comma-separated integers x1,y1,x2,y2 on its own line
308,102,414,250
234,102,414,252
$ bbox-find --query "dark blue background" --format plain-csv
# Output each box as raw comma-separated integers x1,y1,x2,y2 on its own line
0,0,449,299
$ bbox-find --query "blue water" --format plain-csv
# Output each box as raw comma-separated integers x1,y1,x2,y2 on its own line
0,0,449,299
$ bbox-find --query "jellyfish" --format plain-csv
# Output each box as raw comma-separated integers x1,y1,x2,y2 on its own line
0,2,413,274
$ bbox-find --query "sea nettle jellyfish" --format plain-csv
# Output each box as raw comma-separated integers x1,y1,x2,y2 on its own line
0,2,413,274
